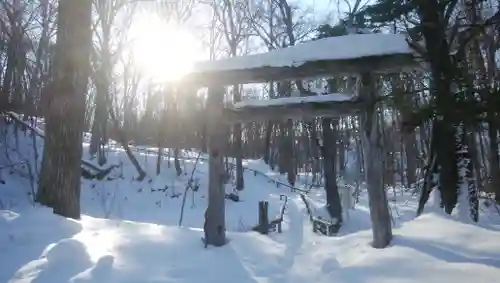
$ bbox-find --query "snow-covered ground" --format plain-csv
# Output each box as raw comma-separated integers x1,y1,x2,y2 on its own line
1,121,500,283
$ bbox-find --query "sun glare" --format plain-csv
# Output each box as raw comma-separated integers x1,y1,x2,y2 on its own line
128,16,200,82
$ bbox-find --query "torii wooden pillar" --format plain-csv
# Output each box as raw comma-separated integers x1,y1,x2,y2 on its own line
204,85,227,247
358,73,392,248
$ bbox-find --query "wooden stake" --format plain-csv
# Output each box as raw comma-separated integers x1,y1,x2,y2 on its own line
258,201,270,234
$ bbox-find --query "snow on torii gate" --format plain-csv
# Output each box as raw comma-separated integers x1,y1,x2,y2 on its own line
180,33,418,249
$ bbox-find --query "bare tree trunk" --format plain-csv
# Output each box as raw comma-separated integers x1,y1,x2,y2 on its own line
403,131,418,187
487,119,500,202
37,0,93,219
465,125,483,192
285,119,296,186
233,86,244,190
156,147,163,175
321,118,342,222
174,148,182,176
90,69,108,165
156,107,167,175
263,120,273,164
338,125,346,175
27,0,50,117
109,108,146,181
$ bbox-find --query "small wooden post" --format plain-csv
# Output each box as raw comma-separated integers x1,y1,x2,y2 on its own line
277,194,287,233
358,72,392,248
204,85,227,247
258,201,269,234
340,184,352,221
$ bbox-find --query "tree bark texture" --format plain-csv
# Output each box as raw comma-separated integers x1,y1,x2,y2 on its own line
233,86,244,190
37,0,93,220
321,118,342,222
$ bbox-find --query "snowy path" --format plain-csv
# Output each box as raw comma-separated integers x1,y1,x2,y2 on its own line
277,196,314,283
281,196,304,269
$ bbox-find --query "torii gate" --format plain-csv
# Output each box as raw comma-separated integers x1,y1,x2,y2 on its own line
180,33,419,249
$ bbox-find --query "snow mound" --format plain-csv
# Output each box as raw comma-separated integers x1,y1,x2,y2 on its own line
42,238,90,265
3,206,500,283
0,210,20,224
70,255,115,283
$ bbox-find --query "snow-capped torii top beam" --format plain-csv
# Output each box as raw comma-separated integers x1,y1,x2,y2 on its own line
181,33,418,86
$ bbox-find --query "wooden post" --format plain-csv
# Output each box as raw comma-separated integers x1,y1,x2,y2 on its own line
204,85,227,247
358,73,393,248
340,184,352,221
258,201,269,234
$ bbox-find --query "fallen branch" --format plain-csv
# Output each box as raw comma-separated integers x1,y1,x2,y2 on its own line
4,111,117,178
179,151,203,226
108,107,146,181
0,160,28,170
299,194,314,222
81,164,120,180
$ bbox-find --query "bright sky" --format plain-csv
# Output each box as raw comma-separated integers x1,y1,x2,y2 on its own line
127,13,204,83
126,0,348,83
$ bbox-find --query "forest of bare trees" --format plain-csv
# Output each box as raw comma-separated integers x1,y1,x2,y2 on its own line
0,0,499,247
